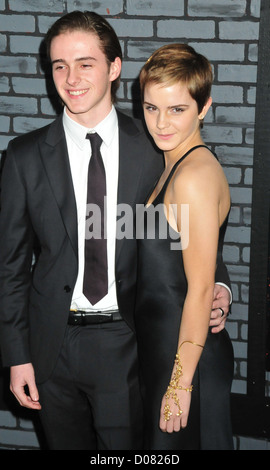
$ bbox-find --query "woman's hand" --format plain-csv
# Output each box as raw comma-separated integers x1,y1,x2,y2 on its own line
159,387,192,432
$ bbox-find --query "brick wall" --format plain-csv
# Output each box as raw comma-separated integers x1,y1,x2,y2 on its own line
0,0,268,450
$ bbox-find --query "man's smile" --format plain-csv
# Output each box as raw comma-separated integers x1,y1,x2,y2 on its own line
67,89,88,96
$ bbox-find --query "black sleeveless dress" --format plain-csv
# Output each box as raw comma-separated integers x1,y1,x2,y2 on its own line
135,145,234,450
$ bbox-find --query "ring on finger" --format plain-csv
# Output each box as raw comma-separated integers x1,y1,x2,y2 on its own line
219,307,225,317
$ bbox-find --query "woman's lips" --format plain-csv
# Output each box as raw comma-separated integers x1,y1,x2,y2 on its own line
156,133,174,140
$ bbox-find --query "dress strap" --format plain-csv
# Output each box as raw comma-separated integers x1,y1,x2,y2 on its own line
153,145,209,205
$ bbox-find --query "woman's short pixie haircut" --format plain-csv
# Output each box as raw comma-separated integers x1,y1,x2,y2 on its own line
45,10,122,103
140,43,213,113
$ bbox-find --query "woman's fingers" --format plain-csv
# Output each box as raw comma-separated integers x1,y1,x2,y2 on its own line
159,392,190,432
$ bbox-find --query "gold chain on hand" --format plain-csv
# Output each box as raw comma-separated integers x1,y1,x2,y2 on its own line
163,341,203,422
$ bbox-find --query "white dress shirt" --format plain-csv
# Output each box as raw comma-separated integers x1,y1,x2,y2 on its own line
63,106,119,311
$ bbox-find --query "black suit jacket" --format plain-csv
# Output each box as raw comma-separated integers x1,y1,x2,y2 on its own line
0,110,164,383
0,110,230,384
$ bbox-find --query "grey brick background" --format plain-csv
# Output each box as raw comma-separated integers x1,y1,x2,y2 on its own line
0,0,269,450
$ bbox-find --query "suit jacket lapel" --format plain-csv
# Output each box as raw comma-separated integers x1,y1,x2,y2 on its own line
116,111,145,207
40,115,78,257
116,111,145,263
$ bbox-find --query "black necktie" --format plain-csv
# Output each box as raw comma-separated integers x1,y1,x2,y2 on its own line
83,133,108,305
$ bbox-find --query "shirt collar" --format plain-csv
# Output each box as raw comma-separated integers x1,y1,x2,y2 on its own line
63,106,118,150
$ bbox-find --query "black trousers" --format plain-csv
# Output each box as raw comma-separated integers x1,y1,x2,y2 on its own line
38,320,143,450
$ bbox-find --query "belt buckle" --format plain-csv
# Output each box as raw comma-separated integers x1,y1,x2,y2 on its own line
69,310,114,325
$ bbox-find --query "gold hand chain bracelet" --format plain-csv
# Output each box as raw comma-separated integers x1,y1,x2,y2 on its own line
163,341,204,422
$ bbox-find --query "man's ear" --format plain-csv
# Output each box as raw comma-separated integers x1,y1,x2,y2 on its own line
109,56,122,82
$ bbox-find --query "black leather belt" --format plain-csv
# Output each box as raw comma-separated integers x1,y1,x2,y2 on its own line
68,309,122,325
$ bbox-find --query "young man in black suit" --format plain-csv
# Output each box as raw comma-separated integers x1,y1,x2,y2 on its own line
0,11,231,449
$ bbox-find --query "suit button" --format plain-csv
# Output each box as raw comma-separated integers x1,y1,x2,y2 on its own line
64,285,71,292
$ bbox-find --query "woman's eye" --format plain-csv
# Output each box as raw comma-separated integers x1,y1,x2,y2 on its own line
172,107,184,113
145,105,157,112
